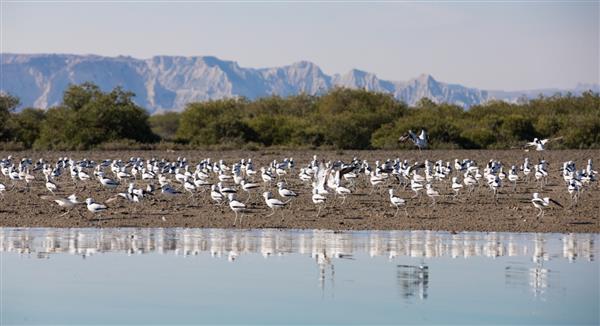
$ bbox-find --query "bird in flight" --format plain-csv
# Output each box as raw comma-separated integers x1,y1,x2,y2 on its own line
399,129,428,150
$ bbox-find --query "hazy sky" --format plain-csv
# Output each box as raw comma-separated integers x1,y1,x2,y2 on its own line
2,1,598,90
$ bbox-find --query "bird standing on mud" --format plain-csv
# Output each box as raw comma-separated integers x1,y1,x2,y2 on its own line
531,192,563,218
388,189,408,217
263,191,286,220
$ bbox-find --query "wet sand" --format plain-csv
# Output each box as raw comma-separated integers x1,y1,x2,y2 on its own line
0,149,598,233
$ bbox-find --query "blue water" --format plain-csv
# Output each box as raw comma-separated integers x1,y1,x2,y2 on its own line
1,228,598,325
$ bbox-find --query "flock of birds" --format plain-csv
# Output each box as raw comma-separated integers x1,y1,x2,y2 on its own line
0,149,597,226
399,129,563,153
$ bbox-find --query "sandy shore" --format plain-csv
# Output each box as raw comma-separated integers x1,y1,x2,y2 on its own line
0,149,598,233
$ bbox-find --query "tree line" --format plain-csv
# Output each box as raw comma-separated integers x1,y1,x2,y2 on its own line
1,82,598,150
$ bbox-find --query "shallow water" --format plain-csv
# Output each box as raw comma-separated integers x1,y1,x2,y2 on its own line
1,228,598,325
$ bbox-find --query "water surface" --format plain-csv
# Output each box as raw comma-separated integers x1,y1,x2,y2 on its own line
1,228,598,324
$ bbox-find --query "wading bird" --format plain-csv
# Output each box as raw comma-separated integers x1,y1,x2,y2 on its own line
388,189,408,217
531,192,563,218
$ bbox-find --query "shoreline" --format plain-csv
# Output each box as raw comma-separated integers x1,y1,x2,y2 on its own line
1,225,598,234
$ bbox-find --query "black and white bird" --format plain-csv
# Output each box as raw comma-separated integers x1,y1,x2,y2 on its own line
451,177,463,198
210,184,224,205
388,189,407,217
85,198,107,214
41,194,81,216
240,179,260,203
263,191,286,219
311,188,327,217
277,182,298,202
45,175,58,193
531,192,563,218
524,137,561,151
399,129,428,150
228,193,247,226
425,184,440,206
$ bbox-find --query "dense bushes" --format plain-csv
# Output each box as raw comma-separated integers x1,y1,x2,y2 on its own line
1,83,158,150
1,83,599,150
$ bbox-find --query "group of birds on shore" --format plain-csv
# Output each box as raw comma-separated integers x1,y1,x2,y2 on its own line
0,152,596,225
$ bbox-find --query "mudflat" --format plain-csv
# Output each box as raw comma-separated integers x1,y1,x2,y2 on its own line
0,149,598,233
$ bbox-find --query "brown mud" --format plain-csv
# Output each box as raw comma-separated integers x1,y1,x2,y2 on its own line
0,150,598,233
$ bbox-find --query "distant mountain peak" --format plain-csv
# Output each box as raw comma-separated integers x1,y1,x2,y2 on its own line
1,53,596,113
414,73,435,83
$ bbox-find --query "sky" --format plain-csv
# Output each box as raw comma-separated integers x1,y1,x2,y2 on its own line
1,1,598,91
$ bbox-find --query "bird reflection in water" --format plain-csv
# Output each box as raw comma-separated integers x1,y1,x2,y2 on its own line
397,264,429,301
314,249,354,299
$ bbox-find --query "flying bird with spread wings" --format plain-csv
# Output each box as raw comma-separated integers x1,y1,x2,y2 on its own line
524,137,563,151
399,129,428,150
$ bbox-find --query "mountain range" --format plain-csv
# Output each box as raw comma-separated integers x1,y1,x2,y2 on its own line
1,53,598,113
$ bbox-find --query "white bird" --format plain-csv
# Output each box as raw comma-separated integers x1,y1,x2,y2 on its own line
98,173,119,190
567,179,582,206
388,189,407,217
524,137,561,151
161,184,181,197
451,177,463,198
425,184,440,206
218,182,236,194
277,182,298,202
77,168,91,182
240,179,260,203
335,185,352,204
183,177,196,198
261,167,273,184
399,129,428,150
463,173,477,195
41,194,81,216
85,198,107,214
410,180,424,198
263,191,286,219
489,175,501,202
210,184,224,205
508,166,519,192
228,193,247,226
45,176,58,193
531,192,563,218
311,188,327,217
369,174,386,194
522,158,531,182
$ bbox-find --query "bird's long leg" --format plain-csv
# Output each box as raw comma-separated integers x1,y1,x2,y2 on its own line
60,209,70,217
536,207,542,218
240,213,244,227
233,212,238,226
316,205,322,218
394,206,399,217
266,207,275,217
404,206,409,217
280,210,285,222
341,196,346,205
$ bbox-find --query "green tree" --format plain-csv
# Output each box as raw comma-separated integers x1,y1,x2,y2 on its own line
8,108,46,147
36,83,158,149
177,98,256,145
149,112,181,141
0,92,20,141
